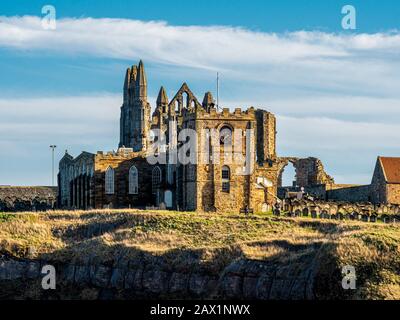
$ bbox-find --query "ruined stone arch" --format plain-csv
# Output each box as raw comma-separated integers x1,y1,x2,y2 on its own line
277,157,298,188
168,83,202,115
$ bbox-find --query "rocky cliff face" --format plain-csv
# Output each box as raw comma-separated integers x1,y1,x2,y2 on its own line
0,187,57,212
0,248,342,300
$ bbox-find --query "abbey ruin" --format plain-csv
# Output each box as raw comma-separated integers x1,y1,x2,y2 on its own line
54,60,400,213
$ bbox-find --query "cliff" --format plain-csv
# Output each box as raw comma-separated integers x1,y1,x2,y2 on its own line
0,210,399,299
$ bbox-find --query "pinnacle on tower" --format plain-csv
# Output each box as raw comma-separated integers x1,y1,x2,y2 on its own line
156,86,169,106
130,65,137,83
128,65,138,103
135,60,147,100
123,68,131,103
202,91,215,109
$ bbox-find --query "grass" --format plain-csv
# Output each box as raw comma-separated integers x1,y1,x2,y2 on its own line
0,213,17,223
1,209,400,299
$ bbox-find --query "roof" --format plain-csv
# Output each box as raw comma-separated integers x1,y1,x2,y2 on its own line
379,157,400,184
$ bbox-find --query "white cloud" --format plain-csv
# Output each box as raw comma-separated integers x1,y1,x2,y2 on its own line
1,16,400,185
1,16,400,97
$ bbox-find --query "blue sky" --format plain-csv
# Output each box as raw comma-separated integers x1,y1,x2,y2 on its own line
1,0,400,186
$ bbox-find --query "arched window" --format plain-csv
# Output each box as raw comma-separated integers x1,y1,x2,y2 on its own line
220,126,232,145
152,166,162,194
129,165,138,194
105,166,114,195
222,165,230,193
182,92,188,109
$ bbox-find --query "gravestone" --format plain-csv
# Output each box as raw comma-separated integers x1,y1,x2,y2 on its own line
311,210,317,219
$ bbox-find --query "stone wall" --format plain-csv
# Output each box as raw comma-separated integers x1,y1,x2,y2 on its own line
326,184,370,202
191,107,278,213
277,157,334,188
94,151,157,209
0,186,57,212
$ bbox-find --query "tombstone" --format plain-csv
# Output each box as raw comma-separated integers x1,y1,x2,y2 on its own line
382,215,392,224
302,208,309,217
370,215,377,223
295,209,301,217
353,212,360,220
361,214,369,222
319,210,329,219
311,210,317,219
261,203,269,213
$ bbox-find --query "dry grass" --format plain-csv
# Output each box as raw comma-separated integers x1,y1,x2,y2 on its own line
1,209,400,299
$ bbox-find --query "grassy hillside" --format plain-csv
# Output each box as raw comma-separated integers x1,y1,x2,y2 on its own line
1,210,400,299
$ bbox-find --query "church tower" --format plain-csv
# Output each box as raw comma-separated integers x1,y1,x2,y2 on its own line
119,60,151,152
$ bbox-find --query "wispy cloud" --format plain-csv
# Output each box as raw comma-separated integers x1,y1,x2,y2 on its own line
1,16,400,97
1,16,400,185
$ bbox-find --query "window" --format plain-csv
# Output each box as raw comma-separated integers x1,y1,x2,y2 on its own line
222,165,230,193
129,165,138,194
220,126,232,145
105,166,114,194
152,166,162,194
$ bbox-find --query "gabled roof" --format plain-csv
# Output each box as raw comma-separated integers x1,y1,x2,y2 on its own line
379,156,400,184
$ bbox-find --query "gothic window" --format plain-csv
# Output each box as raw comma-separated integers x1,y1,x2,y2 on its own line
129,165,138,194
152,166,162,194
105,166,115,195
182,92,188,109
220,126,232,145
222,165,230,193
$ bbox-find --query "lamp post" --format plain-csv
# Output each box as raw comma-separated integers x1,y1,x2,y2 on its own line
49,145,57,187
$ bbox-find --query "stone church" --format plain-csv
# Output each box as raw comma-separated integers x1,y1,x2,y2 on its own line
58,60,279,212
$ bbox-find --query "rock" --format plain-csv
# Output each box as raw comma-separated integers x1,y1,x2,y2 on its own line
242,276,258,299
220,275,242,298
74,265,90,284
124,270,136,289
110,268,125,288
168,272,189,295
189,273,209,297
142,270,168,294
90,265,110,287
26,262,41,279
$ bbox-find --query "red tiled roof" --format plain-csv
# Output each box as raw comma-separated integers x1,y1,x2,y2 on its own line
379,157,400,184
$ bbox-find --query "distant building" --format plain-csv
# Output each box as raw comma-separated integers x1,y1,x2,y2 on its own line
57,60,400,212
371,157,400,205
58,60,278,212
